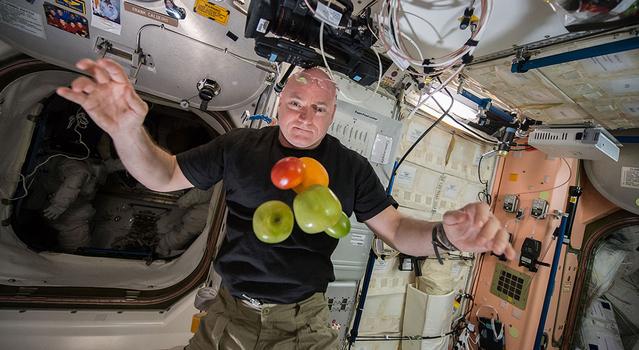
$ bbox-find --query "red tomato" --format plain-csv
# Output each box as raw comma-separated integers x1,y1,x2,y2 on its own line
271,157,304,190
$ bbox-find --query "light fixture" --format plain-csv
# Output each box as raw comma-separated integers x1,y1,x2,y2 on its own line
422,91,479,122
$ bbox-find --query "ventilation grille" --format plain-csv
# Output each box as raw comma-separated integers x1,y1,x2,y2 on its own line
530,131,569,141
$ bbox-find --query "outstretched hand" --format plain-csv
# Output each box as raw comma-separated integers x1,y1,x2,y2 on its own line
56,58,148,137
443,202,517,260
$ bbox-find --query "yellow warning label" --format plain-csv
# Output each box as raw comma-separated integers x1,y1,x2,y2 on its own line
194,0,229,25
570,196,577,203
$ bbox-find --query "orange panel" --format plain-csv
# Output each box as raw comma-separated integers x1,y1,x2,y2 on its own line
472,148,575,350
471,147,619,349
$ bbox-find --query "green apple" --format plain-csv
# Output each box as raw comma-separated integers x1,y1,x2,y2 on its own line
293,185,342,234
252,200,294,244
325,212,351,239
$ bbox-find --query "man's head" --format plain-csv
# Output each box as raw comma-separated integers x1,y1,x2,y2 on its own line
277,68,337,149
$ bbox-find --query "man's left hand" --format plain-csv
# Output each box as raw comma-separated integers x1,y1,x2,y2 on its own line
442,202,516,260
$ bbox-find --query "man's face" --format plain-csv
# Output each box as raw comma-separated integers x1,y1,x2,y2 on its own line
277,68,337,149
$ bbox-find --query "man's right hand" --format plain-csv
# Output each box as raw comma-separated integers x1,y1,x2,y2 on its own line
56,58,148,137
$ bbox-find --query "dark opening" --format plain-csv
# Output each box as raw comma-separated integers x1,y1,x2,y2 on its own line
11,94,219,261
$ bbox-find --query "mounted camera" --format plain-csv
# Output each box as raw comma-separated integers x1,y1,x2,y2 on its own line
244,0,389,86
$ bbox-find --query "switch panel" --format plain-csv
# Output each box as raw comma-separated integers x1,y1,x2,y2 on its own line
531,198,549,219
503,194,519,213
326,281,359,344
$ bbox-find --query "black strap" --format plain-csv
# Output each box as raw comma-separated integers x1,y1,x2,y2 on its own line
432,224,447,265
465,39,479,47
432,223,459,265
462,52,474,64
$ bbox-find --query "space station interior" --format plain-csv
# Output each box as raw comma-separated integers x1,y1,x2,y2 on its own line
0,0,638,349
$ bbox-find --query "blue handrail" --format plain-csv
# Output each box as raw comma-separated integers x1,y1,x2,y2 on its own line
533,215,568,350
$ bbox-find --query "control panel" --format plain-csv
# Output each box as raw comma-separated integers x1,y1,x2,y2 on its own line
531,198,549,219
326,281,359,344
503,194,519,213
490,263,532,310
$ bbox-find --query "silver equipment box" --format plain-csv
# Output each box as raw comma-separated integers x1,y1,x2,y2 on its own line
529,126,621,161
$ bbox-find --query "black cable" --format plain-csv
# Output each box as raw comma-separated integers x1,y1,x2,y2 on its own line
356,315,470,342
477,152,492,205
391,89,454,179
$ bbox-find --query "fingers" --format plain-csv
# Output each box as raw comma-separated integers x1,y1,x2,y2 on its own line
76,59,110,84
57,87,88,106
58,76,97,108
124,85,148,116
486,226,517,261
456,202,491,237
443,209,469,226
470,202,491,228
490,228,510,255
475,216,501,248
76,58,129,84
71,76,96,94
75,58,96,71
98,58,130,83
504,243,517,261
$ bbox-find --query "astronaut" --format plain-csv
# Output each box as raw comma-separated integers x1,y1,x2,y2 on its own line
40,157,103,252
98,0,119,22
155,187,213,257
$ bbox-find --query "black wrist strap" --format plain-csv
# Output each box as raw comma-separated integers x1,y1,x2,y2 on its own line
432,224,446,265
432,223,459,265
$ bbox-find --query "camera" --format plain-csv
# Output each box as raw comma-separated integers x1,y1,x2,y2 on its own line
244,0,390,86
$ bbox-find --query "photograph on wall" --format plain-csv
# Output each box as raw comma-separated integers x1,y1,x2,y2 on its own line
43,2,90,38
91,0,121,34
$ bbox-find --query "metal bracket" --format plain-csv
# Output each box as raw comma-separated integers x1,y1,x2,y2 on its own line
130,50,155,83
232,0,248,15
94,37,154,84
550,209,568,219
512,36,639,73
513,47,530,65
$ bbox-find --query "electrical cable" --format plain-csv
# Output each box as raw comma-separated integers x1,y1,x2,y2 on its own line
376,0,492,71
319,18,383,104
404,64,465,121
514,158,572,196
391,85,455,179
477,152,492,205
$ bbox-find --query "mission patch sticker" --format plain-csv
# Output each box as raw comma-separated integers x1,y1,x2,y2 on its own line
55,0,86,14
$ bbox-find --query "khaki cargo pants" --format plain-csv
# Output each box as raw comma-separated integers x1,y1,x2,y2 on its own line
186,288,339,350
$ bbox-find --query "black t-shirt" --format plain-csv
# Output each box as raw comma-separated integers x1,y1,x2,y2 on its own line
176,126,395,303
